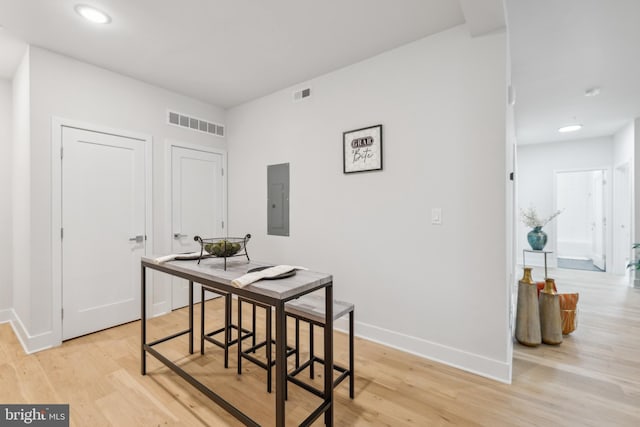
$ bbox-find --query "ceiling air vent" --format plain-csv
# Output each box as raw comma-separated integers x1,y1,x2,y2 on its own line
167,110,225,138
293,87,311,102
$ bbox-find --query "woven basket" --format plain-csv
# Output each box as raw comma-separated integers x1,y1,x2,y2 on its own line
558,293,579,335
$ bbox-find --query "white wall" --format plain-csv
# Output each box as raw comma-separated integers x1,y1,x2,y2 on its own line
517,137,613,268
0,79,12,314
613,122,634,167
227,26,509,381
14,46,227,349
11,50,30,333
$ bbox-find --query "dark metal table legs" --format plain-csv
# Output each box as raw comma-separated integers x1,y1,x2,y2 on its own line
200,287,205,355
237,297,243,375
324,284,334,426
275,301,286,426
349,309,354,399
141,265,147,375
225,294,232,366
189,281,194,354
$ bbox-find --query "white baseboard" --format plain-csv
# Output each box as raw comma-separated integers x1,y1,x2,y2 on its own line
0,308,56,354
334,317,511,384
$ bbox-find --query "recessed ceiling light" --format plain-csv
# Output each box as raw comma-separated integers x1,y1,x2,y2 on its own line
585,87,601,97
558,124,582,133
74,4,111,24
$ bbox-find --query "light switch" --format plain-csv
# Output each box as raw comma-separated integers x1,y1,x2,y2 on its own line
431,208,442,225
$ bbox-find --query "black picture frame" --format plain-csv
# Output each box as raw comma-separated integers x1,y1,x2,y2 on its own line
343,124,383,174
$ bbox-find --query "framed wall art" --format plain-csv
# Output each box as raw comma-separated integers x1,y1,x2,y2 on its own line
343,124,383,174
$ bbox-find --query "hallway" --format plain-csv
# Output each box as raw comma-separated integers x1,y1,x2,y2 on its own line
513,267,639,425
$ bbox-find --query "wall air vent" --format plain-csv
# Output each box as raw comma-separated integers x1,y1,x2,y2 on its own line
293,87,311,102
167,110,225,138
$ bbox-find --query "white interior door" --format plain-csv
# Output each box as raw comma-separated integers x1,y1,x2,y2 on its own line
171,146,223,309
62,127,146,340
591,170,606,270
614,165,631,275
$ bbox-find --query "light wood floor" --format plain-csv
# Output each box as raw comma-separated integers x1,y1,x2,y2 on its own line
1,271,639,426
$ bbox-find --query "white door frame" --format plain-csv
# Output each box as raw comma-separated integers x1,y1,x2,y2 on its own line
51,117,153,345
552,166,611,270
157,139,227,316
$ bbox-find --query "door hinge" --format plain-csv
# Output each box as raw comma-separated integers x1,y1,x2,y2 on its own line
60,147,63,159
509,172,514,181
222,168,224,176
61,308,64,320
61,228,64,239
221,220,224,229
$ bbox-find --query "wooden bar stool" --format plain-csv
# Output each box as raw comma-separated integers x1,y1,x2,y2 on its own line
237,297,297,393
200,287,253,368
285,294,355,399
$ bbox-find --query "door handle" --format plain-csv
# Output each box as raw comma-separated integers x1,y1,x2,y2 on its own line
129,235,145,243
174,233,188,239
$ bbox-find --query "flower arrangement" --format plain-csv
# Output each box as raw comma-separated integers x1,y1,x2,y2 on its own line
520,206,562,229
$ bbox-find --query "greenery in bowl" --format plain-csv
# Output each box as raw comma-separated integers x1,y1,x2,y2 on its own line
204,240,241,257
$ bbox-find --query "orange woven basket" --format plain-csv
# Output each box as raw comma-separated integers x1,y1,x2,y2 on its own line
558,293,579,335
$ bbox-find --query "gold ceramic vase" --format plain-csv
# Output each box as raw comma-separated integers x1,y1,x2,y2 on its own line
539,278,563,345
515,267,541,346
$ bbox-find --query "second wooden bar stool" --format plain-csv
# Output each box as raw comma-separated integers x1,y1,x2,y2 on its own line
285,294,355,399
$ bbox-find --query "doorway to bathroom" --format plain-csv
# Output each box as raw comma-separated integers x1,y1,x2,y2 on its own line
555,169,607,272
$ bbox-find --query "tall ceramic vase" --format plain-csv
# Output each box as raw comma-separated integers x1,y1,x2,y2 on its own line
515,267,541,346
539,278,563,345
527,226,548,250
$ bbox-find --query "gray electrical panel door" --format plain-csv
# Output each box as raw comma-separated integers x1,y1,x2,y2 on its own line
267,163,289,236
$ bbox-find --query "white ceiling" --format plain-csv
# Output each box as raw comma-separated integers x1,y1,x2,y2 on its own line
4,2,634,149
0,0,490,108
507,0,640,144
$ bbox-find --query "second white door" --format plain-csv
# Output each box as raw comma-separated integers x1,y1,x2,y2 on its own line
171,145,224,309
